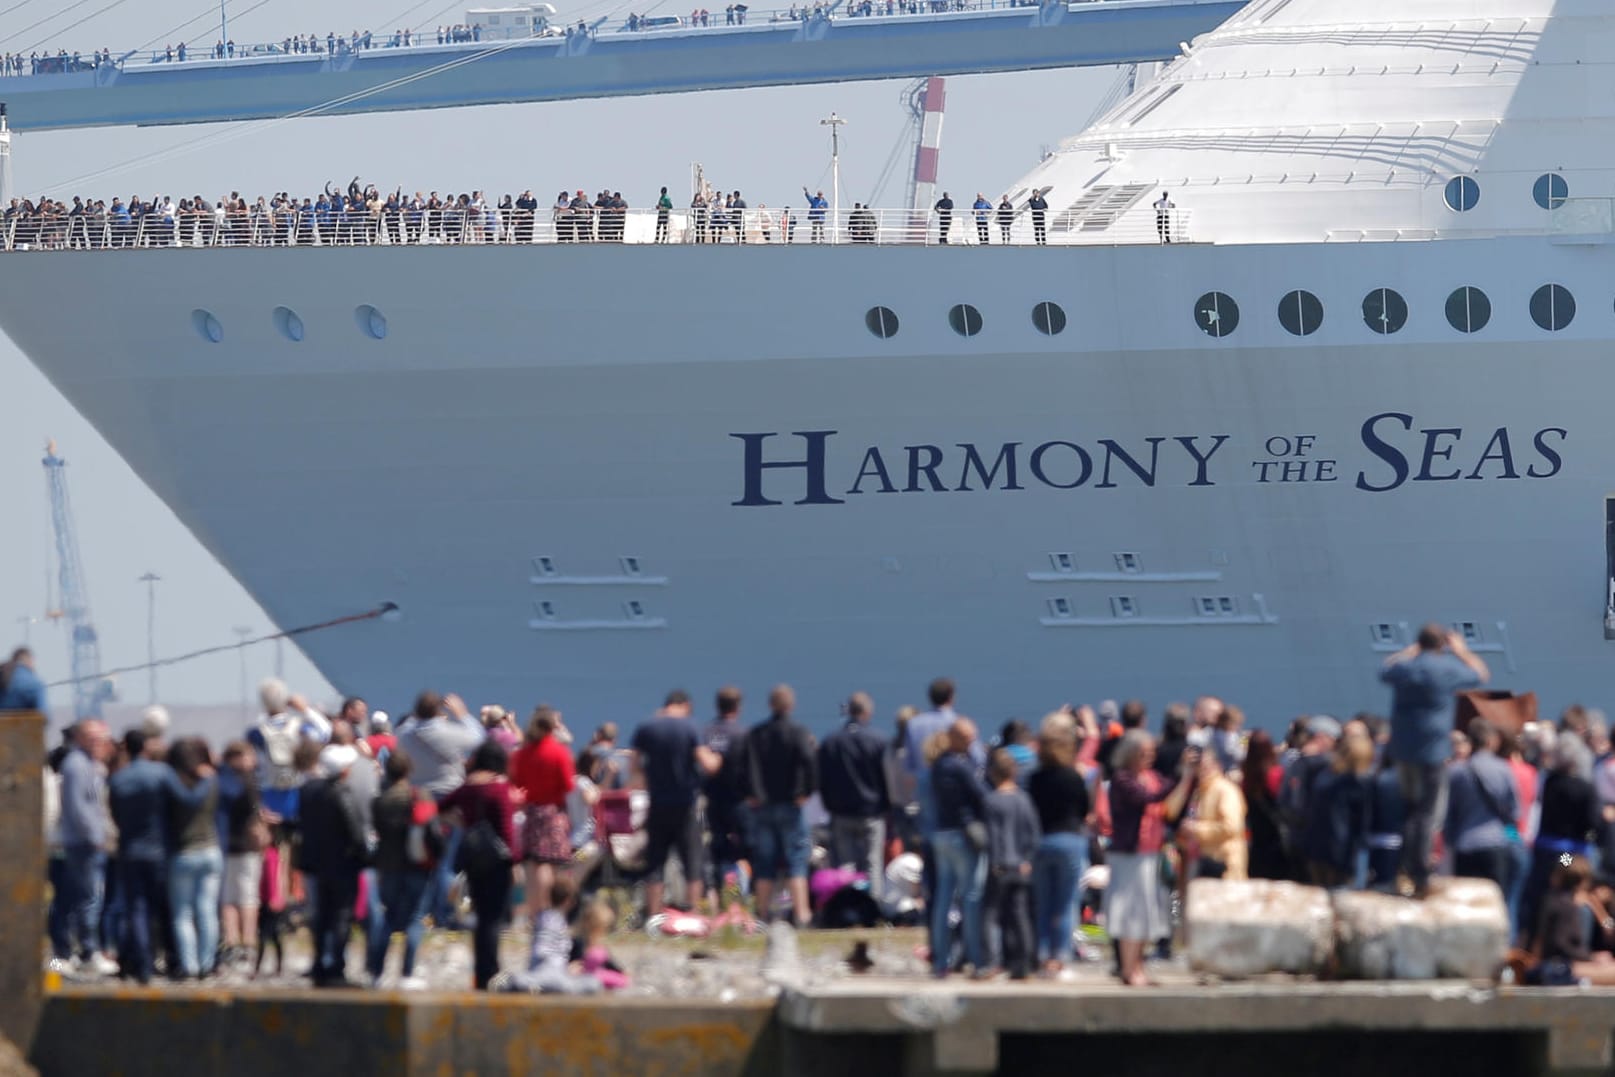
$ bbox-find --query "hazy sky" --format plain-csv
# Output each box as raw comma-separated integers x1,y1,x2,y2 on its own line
0,0,1116,710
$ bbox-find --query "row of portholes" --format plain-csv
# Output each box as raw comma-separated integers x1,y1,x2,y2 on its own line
1194,283,1580,339
1444,172,1570,213
190,304,389,343
864,301,1068,340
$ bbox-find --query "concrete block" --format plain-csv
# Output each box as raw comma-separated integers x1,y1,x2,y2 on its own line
1331,882,1508,981
1424,877,1509,980
0,715,44,1054
1332,891,1438,979
1186,878,1334,978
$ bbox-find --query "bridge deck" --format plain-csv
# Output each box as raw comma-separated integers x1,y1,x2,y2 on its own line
0,0,1242,131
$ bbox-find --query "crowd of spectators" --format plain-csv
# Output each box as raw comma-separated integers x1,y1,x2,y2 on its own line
23,617,1609,993
0,179,1054,250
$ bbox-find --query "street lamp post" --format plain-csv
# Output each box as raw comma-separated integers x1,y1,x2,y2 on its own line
139,572,161,704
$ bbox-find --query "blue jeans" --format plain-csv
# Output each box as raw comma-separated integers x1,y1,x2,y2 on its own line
367,869,432,979
433,825,465,926
169,847,223,977
930,829,985,975
1506,841,1531,937
748,802,811,880
1032,832,1088,964
51,845,105,960
119,858,167,983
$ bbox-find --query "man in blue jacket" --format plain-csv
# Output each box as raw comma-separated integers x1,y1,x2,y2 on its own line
0,646,45,713
1380,623,1489,897
109,728,212,983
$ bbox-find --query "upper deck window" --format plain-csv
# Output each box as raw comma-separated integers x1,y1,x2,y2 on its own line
1444,176,1480,213
1533,173,1569,211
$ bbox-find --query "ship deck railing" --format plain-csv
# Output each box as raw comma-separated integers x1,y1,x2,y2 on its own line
0,204,1192,250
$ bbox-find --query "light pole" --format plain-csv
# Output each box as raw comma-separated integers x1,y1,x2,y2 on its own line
820,112,846,244
139,572,161,704
220,0,229,56
233,625,252,721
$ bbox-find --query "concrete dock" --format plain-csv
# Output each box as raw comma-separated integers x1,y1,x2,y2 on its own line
22,978,1615,1076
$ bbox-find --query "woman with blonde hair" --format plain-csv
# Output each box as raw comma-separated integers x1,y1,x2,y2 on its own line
1028,711,1091,976
1177,743,1248,880
1299,731,1375,889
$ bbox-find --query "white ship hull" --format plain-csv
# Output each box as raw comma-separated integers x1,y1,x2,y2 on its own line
0,237,1605,726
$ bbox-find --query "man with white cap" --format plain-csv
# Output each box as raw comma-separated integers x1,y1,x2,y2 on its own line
299,743,367,987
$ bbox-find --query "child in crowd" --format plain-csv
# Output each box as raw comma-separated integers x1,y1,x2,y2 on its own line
984,748,1041,980
254,842,286,977
578,899,629,990
496,876,602,994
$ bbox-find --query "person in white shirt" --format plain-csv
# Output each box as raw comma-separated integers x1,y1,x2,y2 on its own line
1154,191,1175,244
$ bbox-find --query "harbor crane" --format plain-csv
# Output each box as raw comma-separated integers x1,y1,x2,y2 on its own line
43,440,113,718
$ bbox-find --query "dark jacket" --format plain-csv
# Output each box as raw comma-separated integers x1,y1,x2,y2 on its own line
1301,769,1370,873
109,758,205,862
298,776,368,876
817,721,893,818
745,712,818,805
932,751,987,832
372,780,424,876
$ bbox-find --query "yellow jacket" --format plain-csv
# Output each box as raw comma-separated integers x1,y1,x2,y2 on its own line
1182,773,1248,880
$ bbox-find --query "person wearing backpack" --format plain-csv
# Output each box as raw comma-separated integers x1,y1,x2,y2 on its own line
367,750,438,989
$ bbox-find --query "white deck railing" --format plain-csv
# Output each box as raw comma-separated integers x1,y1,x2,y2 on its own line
0,204,1191,251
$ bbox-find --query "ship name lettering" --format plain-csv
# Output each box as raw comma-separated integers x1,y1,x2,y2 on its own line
1354,412,1568,492
732,431,1230,506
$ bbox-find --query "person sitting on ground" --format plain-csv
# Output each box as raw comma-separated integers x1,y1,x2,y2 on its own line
1526,855,1615,986
578,899,629,989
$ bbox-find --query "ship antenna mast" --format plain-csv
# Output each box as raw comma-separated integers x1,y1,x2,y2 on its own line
820,112,846,244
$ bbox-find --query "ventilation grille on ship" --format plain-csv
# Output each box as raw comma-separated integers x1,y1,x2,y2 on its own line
1052,183,1153,233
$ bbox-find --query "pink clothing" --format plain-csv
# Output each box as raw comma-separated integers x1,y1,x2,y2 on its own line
582,945,629,990
1507,756,1538,836
260,845,285,912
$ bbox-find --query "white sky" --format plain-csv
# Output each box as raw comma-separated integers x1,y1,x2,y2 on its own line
0,0,1116,709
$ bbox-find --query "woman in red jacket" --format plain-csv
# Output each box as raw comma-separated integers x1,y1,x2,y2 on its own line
509,706,576,923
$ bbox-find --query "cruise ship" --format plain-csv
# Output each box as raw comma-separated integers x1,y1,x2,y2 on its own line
0,0,1606,728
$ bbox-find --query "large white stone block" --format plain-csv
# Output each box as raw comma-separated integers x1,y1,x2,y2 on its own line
1332,879,1506,980
1332,890,1437,979
1186,878,1334,978
1424,876,1509,980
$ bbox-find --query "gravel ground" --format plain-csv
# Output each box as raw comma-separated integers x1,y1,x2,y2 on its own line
51,921,1162,995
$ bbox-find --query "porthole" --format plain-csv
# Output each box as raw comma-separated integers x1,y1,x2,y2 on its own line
1444,286,1491,333
1031,301,1066,336
948,303,983,337
865,305,899,339
1530,283,1575,332
1444,176,1480,213
1362,288,1408,335
355,304,387,340
1193,291,1239,338
1277,289,1323,336
190,308,223,343
1533,173,1569,211
272,306,304,342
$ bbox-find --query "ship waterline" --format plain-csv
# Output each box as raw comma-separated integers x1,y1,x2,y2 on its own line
0,237,1603,726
